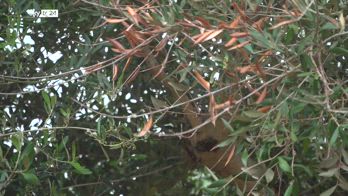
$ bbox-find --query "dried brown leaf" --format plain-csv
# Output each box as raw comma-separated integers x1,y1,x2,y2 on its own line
193,71,210,91
155,36,169,52
236,65,253,74
105,18,127,24
269,19,297,30
136,116,153,137
123,30,143,47
108,38,126,52
203,29,223,42
257,105,272,113
230,32,249,38
252,17,269,30
112,64,118,81
209,95,216,126
225,145,236,167
232,3,248,21
257,50,273,63
238,48,251,63
195,16,212,28
122,57,132,73
126,6,139,25
228,16,241,29
125,66,140,85
111,48,124,53
194,30,214,44
256,87,267,104
214,100,232,110
227,40,251,51
224,37,238,48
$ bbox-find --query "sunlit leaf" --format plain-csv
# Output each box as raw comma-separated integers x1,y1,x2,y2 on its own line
320,185,337,196
278,157,291,173
319,168,338,177
265,168,274,183
105,18,127,24
339,12,345,32
69,161,92,175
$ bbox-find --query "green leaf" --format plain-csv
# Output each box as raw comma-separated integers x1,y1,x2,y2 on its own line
290,125,298,142
221,118,234,133
60,108,68,117
41,91,51,108
180,0,186,8
291,103,306,114
72,141,77,161
330,47,348,55
284,181,294,196
278,157,291,173
321,22,338,30
0,145,3,161
241,149,248,166
284,26,295,44
280,101,289,117
50,95,57,109
20,142,35,170
300,54,314,70
208,179,227,188
250,29,272,49
11,134,22,151
57,136,69,152
329,127,339,146
273,110,282,129
214,137,235,149
229,126,249,137
294,164,313,177
22,172,40,185
296,33,314,54
69,161,92,175
242,111,264,119
0,171,8,182
320,185,337,196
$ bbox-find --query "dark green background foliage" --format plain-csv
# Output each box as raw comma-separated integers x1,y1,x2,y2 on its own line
0,0,348,195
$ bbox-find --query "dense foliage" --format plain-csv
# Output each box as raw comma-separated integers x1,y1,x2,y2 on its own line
1,0,348,195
